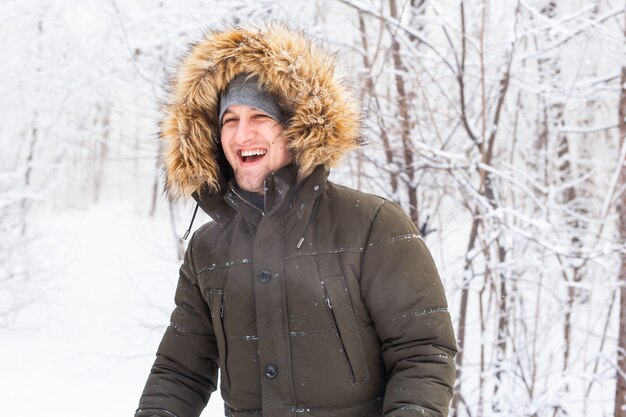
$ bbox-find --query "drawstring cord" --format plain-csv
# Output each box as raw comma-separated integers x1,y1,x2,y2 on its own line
182,186,320,244
183,203,200,240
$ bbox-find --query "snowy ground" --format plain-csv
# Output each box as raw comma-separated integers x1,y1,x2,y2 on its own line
1,201,223,416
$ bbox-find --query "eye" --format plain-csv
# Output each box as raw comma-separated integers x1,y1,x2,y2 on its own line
252,113,271,120
221,117,237,127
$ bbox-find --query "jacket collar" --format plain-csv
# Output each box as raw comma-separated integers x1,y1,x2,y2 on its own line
193,165,328,226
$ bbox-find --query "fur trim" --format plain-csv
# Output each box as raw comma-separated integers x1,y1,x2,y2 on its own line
160,23,361,198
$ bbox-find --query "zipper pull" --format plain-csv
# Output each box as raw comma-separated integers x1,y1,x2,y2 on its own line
296,193,321,249
323,289,333,310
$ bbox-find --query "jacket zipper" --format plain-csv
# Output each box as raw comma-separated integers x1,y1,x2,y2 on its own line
219,292,230,386
211,289,230,388
323,285,357,382
230,187,265,216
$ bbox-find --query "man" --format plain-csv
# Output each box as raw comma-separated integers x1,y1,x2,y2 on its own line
136,24,456,417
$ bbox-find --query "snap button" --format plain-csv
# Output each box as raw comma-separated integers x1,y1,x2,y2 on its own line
264,363,278,379
258,269,273,284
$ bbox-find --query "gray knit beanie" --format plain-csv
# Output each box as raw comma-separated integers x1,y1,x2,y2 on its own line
219,74,288,125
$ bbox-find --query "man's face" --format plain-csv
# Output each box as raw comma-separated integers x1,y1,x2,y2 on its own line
220,105,292,194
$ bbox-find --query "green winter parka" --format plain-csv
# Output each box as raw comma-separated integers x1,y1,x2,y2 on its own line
136,24,457,417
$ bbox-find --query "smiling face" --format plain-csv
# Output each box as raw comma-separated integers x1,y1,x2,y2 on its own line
220,105,292,194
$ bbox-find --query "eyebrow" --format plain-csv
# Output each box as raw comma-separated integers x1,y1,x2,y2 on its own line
223,108,270,116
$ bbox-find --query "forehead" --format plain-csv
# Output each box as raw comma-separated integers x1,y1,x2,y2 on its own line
223,105,267,116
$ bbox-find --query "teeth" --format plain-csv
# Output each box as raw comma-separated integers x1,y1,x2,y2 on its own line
241,149,267,157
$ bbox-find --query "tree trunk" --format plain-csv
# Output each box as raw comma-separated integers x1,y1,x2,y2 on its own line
93,104,111,204
357,11,399,197
614,53,626,417
21,20,44,236
492,243,508,412
452,3,516,413
389,0,419,227
168,195,185,261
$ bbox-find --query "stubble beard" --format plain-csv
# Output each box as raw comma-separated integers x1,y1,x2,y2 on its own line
234,169,266,194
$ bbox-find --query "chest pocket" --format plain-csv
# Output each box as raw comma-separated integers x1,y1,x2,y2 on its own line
209,288,230,389
323,275,369,385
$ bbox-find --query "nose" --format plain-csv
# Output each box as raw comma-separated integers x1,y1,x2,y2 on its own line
234,116,255,144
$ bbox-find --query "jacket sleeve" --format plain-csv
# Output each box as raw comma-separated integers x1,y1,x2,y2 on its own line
360,201,457,417
135,232,219,417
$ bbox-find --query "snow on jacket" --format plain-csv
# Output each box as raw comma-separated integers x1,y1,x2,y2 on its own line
136,24,457,417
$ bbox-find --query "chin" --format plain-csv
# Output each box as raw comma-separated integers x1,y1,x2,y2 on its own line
236,178,264,193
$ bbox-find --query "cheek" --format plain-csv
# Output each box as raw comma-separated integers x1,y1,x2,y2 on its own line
282,144,293,161
277,144,292,165
220,135,236,160
270,138,287,155
224,150,237,165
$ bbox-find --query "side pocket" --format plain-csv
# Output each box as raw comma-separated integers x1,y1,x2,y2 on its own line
323,276,369,385
209,288,230,389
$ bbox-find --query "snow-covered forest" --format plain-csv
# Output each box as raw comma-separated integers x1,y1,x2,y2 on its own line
2,0,625,416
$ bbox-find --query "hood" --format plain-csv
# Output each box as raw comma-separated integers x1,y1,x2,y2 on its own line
160,23,361,198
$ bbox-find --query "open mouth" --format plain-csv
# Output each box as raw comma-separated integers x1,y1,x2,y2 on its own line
239,149,267,164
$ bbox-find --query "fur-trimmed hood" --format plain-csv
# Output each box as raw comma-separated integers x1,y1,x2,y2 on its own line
160,24,361,198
